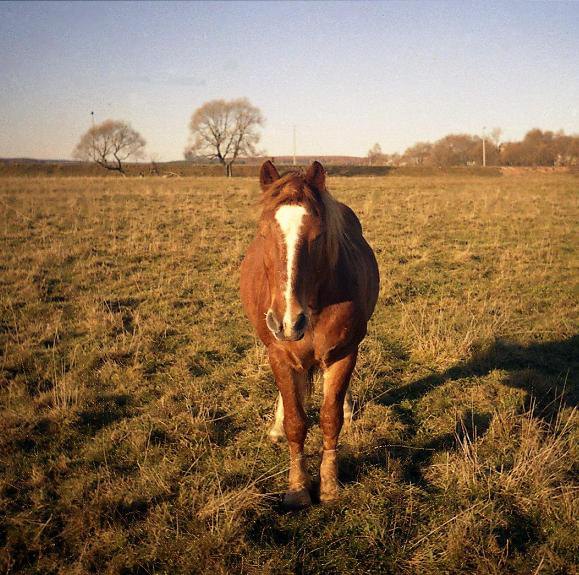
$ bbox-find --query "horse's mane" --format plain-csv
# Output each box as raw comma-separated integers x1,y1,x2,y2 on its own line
261,170,349,269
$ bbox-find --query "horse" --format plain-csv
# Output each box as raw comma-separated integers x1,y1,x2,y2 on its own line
240,160,379,508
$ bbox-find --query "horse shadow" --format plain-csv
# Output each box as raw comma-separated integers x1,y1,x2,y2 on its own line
341,334,578,486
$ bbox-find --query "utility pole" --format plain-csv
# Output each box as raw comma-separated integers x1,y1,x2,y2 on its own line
482,126,487,167
90,111,96,162
292,125,297,166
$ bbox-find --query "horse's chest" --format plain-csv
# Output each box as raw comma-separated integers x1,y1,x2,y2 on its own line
312,302,364,361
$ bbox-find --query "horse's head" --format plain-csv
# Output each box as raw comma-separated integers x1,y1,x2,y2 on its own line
259,160,338,342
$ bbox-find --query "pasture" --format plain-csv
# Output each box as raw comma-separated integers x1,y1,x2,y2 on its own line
1,174,577,574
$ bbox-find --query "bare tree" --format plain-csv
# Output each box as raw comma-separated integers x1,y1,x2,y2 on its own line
73,120,146,175
501,128,579,166
367,142,387,166
184,98,264,176
403,141,433,166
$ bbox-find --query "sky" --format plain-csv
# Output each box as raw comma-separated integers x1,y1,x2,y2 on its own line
1,1,578,161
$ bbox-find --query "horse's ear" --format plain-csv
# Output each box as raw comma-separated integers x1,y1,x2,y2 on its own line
260,161,280,190
305,161,326,190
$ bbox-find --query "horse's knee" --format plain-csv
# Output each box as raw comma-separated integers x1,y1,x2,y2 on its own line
283,416,307,444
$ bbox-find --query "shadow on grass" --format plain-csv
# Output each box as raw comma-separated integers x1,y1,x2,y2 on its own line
78,392,135,434
385,334,577,412
343,334,578,486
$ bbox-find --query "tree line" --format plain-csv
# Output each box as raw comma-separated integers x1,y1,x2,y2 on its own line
368,128,579,168
73,98,578,175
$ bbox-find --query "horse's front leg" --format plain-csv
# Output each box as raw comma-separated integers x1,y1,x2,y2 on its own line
268,347,311,509
269,374,312,443
320,349,358,503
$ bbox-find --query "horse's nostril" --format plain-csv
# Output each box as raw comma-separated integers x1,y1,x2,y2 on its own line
266,310,281,333
293,313,307,332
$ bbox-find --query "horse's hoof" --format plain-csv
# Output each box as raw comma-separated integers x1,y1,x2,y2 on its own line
319,486,340,504
268,429,286,444
283,488,312,510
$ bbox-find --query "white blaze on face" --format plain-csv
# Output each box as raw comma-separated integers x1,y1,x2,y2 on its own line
274,204,307,332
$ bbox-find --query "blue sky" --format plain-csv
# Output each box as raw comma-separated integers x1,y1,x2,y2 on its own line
1,1,578,160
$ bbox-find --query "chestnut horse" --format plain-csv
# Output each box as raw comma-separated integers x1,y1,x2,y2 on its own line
240,161,379,507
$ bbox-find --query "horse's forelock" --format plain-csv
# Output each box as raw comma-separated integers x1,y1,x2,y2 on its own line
262,172,311,205
261,172,347,270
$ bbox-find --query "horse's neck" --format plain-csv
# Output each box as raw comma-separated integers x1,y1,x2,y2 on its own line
309,244,356,311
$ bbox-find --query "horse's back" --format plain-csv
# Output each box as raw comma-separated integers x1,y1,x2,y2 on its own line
339,202,379,321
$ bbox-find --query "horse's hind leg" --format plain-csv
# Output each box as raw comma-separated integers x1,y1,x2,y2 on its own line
320,349,358,503
268,392,286,443
345,390,354,424
343,390,354,429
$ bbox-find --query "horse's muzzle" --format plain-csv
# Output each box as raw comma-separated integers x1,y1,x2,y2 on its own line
275,330,305,342
266,309,307,341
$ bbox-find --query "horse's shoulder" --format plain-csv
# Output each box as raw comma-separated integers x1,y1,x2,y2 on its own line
240,235,266,297
241,234,264,268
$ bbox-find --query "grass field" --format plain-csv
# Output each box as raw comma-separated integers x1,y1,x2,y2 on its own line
1,174,577,574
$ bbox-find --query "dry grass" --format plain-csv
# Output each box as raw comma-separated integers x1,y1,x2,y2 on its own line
0,174,577,574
